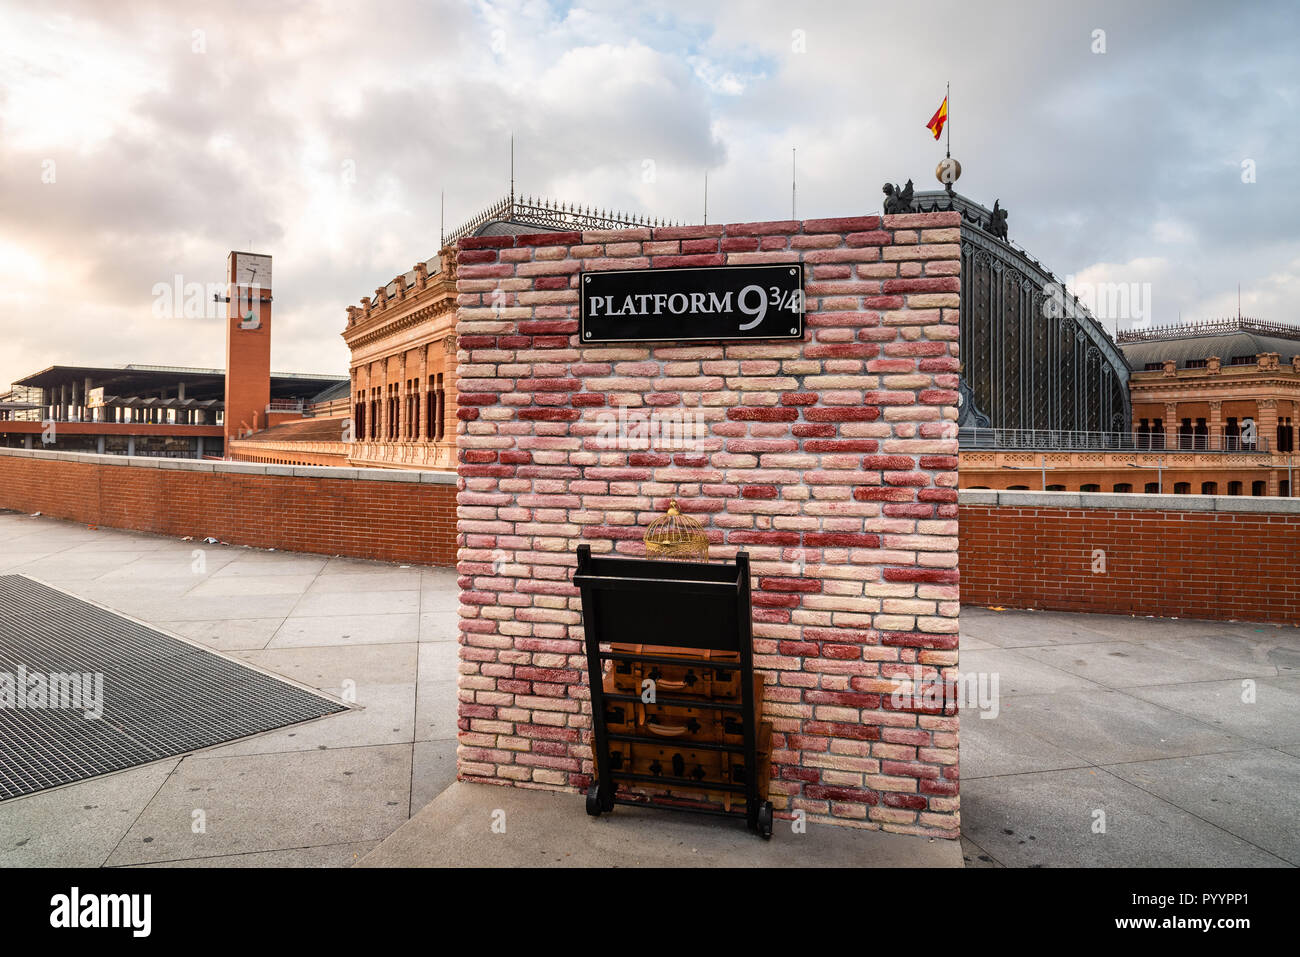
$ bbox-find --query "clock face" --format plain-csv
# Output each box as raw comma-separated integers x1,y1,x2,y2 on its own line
232,253,272,289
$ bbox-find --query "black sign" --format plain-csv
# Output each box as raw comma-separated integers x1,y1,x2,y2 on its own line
580,263,804,343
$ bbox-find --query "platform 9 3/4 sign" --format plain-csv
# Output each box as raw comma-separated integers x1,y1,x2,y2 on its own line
580,263,804,344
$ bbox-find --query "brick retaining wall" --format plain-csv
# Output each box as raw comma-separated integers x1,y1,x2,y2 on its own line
959,489,1300,626
453,213,964,837
0,447,457,566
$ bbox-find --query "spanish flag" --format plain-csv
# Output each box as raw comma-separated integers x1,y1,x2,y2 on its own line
926,96,948,141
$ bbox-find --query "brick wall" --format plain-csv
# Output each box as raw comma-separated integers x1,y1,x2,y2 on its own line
960,490,1300,626
454,213,963,837
0,448,457,566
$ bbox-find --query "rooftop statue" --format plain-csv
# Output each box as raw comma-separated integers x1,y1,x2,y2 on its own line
988,200,1009,239
882,179,915,215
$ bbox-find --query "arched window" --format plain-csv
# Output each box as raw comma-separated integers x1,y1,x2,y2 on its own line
1174,482,1191,494
1201,481,1217,495
1080,483,1100,492
1113,483,1132,493
1227,481,1243,496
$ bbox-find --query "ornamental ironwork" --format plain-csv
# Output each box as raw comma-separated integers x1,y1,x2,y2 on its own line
443,195,679,246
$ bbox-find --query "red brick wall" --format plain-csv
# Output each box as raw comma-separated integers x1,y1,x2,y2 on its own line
959,500,1300,625
454,213,963,837
0,451,457,566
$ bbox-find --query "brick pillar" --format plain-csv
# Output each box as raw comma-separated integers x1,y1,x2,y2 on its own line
453,212,963,837
1164,402,1178,449
1209,400,1222,451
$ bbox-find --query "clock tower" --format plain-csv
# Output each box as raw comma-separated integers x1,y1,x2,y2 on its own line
223,251,273,451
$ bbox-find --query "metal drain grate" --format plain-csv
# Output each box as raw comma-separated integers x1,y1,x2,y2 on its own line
0,574,347,801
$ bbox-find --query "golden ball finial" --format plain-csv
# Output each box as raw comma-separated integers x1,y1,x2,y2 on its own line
936,156,961,187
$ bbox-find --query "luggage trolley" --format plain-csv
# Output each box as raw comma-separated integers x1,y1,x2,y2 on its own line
573,545,774,838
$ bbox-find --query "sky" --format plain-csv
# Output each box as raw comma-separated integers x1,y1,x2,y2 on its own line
1,0,1297,389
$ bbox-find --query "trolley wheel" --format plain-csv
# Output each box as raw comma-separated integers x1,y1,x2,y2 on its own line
586,784,603,817
757,801,774,839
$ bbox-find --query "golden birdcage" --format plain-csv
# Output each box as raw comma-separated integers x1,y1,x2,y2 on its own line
643,499,709,561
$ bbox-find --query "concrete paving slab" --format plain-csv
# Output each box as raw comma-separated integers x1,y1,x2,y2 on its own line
1105,749,1300,866
420,588,460,613
1123,676,1300,748
419,610,459,642
152,618,283,651
208,643,416,755
1142,632,1296,677
415,679,460,741
316,558,415,575
960,608,1112,647
992,689,1252,764
960,835,1004,868
0,760,181,868
104,744,411,866
185,574,318,597
1019,640,1246,688
267,613,419,648
418,641,460,683
129,840,380,868
959,648,1109,696
957,709,1091,779
289,589,419,618
961,767,1286,867
357,781,963,868
301,570,424,593
410,740,458,814
104,594,303,622
211,557,329,577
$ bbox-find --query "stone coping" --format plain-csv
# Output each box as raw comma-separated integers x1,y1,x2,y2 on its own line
959,487,1300,514
0,445,457,485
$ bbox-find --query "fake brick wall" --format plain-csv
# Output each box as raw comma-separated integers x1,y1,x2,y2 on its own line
454,213,963,837
958,502,1300,626
0,451,457,566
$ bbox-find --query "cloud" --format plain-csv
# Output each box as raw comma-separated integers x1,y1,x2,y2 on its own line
0,0,1297,389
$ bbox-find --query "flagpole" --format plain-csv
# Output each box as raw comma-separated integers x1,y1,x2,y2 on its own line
946,81,951,159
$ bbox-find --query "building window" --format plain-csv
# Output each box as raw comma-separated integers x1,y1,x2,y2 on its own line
1229,355,1255,365
1007,484,1029,490
407,377,419,439
1080,483,1100,492
1113,483,1132,493
1278,417,1294,453
1046,484,1066,491
1252,480,1266,496
354,390,365,440
1174,482,1191,494
430,373,445,442
1227,481,1243,496
1184,359,1208,369
1143,362,1163,371
1201,481,1217,495
1281,480,1292,497
1144,482,1160,494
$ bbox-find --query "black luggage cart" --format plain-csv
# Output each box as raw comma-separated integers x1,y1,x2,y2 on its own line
573,544,774,838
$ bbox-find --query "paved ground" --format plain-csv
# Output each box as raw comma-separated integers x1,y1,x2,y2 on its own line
959,606,1300,867
0,511,459,867
1,511,1296,867
357,780,961,867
